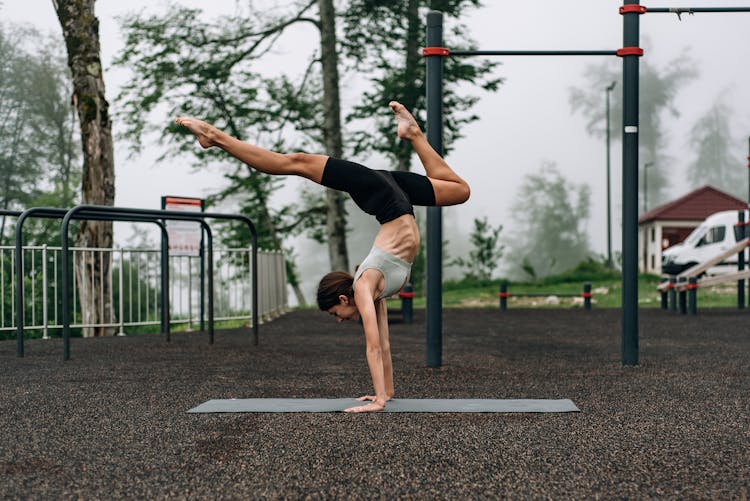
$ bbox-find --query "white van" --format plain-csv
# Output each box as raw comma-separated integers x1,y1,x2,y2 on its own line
661,209,748,276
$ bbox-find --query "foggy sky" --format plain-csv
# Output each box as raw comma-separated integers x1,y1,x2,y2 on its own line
3,0,750,301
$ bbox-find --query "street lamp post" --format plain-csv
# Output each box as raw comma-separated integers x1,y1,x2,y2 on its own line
642,161,653,273
643,161,653,213
605,81,616,268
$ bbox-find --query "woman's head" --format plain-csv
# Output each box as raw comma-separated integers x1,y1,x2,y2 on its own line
317,272,358,321
317,271,354,310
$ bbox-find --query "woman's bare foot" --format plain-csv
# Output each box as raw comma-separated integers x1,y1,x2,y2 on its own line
175,116,218,149
389,101,422,141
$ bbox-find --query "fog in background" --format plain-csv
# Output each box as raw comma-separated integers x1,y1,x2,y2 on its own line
4,1,750,303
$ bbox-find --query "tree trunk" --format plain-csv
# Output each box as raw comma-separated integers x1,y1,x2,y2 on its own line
318,0,350,273
53,0,115,337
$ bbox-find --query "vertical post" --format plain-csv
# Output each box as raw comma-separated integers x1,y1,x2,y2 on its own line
678,277,687,314
499,282,508,312
687,277,697,315
621,2,640,365
583,282,592,311
400,283,414,324
668,277,676,312
42,245,49,340
737,212,745,309
160,225,171,340
118,248,125,336
15,216,24,357
425,11,444,368
606,82,616,267
200,227,205,332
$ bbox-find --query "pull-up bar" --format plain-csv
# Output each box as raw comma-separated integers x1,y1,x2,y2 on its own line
435,50,618,57
423,3,750,368
422,9,639,369
645,7,750,14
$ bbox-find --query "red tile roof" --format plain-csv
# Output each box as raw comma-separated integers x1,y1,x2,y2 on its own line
638,185,747,224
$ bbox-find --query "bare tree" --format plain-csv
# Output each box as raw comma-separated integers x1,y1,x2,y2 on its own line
53,0,116,336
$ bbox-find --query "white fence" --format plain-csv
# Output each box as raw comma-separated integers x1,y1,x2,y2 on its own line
0,245,287,337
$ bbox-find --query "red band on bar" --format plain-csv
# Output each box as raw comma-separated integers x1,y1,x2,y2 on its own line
686,284,698,290
667,282,675,289
581,292,593,298
620,5,648,14
399,291,416,299
617,47,644,57
498,292,510,298
422,47,450,57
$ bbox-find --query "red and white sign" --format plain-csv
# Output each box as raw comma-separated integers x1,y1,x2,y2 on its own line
163,196,203,256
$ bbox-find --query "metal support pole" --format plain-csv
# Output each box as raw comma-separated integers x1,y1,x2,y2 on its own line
200,228,205,332
42,245,49,340
400,283,414,324
687,277,697,315
583,282,592,311
678,277,687,314
499,282,508,312
160,225,170,340
206,226,215,344
621,2,640,365
737,212,745,309
118,249,125,336
425,11,444,368
668,277,677,312
606,82,616,268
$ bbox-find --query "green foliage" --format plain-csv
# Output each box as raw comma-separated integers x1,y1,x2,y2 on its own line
0,24,80,244
450,216,503,280
114,2,330,297
535,257,620,285
569,51,698,207
507,162,592,280
686,98,744,198
341,0,501,170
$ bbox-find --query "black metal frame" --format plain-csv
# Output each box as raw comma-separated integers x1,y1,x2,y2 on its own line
423,4,750,368
8,204,259,361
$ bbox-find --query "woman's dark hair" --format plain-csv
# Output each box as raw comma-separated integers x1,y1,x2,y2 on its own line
317,271,354,310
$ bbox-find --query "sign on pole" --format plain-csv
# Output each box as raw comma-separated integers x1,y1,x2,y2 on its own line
161,196,204,256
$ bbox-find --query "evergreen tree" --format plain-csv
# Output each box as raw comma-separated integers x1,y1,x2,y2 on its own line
341,0,501,171
569,52,698,208
450,216,504,280
507,162,591,279
686,98,744,199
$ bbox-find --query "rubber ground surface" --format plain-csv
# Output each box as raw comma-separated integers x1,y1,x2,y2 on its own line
1,308,748,499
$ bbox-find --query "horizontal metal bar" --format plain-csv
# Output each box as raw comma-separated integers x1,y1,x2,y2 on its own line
450,50,618,57
507,293,581,298
647,7,750,13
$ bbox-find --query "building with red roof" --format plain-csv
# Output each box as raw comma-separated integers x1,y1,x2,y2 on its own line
638,186,747,273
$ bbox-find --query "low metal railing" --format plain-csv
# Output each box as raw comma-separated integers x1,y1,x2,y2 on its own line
0,245,287,337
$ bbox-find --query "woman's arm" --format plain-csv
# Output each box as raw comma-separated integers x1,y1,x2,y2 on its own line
345,280,388,413
376,299,394,399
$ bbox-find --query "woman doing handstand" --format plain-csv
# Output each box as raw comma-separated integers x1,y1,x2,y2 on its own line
176,101,470,413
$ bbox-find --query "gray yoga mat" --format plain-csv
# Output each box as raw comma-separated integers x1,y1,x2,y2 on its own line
187,398,579,413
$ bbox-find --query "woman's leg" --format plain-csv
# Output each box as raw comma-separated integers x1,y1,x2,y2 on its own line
389,101,471,206
175,117,327,183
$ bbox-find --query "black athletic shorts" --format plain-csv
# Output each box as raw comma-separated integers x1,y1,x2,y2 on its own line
320,157,436,224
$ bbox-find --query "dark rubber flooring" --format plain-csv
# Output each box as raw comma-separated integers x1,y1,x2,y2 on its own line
1,308,748,499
